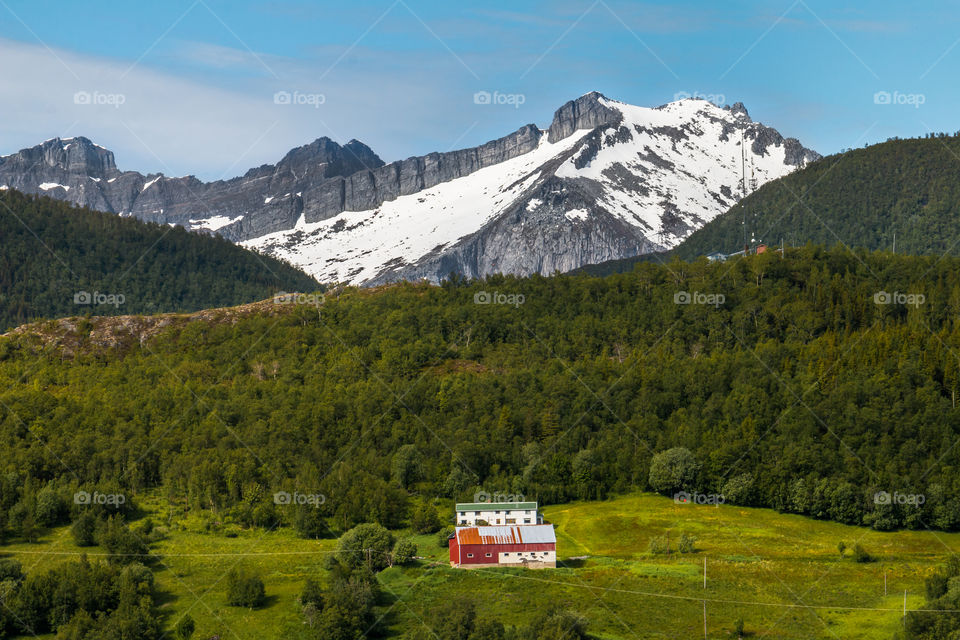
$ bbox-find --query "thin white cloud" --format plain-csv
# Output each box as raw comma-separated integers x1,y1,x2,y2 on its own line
0,37,509,181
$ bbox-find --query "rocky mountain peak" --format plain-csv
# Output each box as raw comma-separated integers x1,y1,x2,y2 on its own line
726,102,751,121
0,136,118,180
547,91,622,143
276,136,384,180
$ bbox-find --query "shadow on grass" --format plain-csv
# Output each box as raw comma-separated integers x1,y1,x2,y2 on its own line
558,557,588,569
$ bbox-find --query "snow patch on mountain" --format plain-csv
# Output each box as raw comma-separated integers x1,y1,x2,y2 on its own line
190,214,244,232
243,131,591,284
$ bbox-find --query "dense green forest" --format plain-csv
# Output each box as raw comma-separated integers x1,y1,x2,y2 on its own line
0,188,319,331
578,132,960,277
1,246,959,539
2,246,960,637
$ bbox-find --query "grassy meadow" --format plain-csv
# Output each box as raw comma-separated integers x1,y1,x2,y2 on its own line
3,492,956,639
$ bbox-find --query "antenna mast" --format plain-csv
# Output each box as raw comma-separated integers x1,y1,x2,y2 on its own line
741,130,748,253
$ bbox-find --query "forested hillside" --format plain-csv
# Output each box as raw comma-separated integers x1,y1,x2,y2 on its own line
0,189,319,330
676,132,960,259
1,247,960,541
577,133,960,277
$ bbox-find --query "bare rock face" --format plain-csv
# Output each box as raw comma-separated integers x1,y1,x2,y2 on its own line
0,136,119,180
547,92,622,143
300,124,544,224
367,175,658,286
1,92,820,286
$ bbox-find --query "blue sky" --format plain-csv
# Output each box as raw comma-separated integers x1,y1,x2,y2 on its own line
1,0,957,180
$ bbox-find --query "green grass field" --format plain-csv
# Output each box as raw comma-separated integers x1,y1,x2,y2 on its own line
3,492,955,639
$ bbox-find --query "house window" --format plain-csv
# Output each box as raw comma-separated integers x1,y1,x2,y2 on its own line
505,510,511,514
496,519,501,524
525,510,531,514
504,553,510,556
495,510,500,514
523,519,531,524
460,520,467,525
474,511,480,515
460,511,465,516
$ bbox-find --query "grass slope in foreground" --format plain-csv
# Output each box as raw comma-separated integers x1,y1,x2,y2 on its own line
3,492,952,640
0,188,320,331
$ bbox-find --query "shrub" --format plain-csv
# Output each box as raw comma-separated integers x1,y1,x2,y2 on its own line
648,448,700,494
677,532,697,554
34,488,66,527
392,538,417,566
174,613,196,640
293,505,327,539
226,567,265,608
411,502,442,534
337,523,394,572
71,511,98,547
648,535,670,555
300,578,324,609
437,525,455,548
732,617,745,638
852,543,873,563
97,515,149,564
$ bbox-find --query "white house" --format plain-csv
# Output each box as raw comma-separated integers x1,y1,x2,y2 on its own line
454,501,540,526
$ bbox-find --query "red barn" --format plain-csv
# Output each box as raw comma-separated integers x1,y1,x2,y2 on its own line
449,525,556,568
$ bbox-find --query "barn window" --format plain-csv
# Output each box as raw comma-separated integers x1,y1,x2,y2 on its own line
485,553,492,557
467,553,474,558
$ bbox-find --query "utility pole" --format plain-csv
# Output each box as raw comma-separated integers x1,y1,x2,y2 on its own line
741,130,748,254
903,590,907,627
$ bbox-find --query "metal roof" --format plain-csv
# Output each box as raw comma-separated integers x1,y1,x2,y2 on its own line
455,502,538,511
455,524,555,545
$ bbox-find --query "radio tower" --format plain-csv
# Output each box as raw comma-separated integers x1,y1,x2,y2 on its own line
741,130,748,253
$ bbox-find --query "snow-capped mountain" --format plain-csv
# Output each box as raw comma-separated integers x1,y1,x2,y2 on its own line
0,92,818,284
